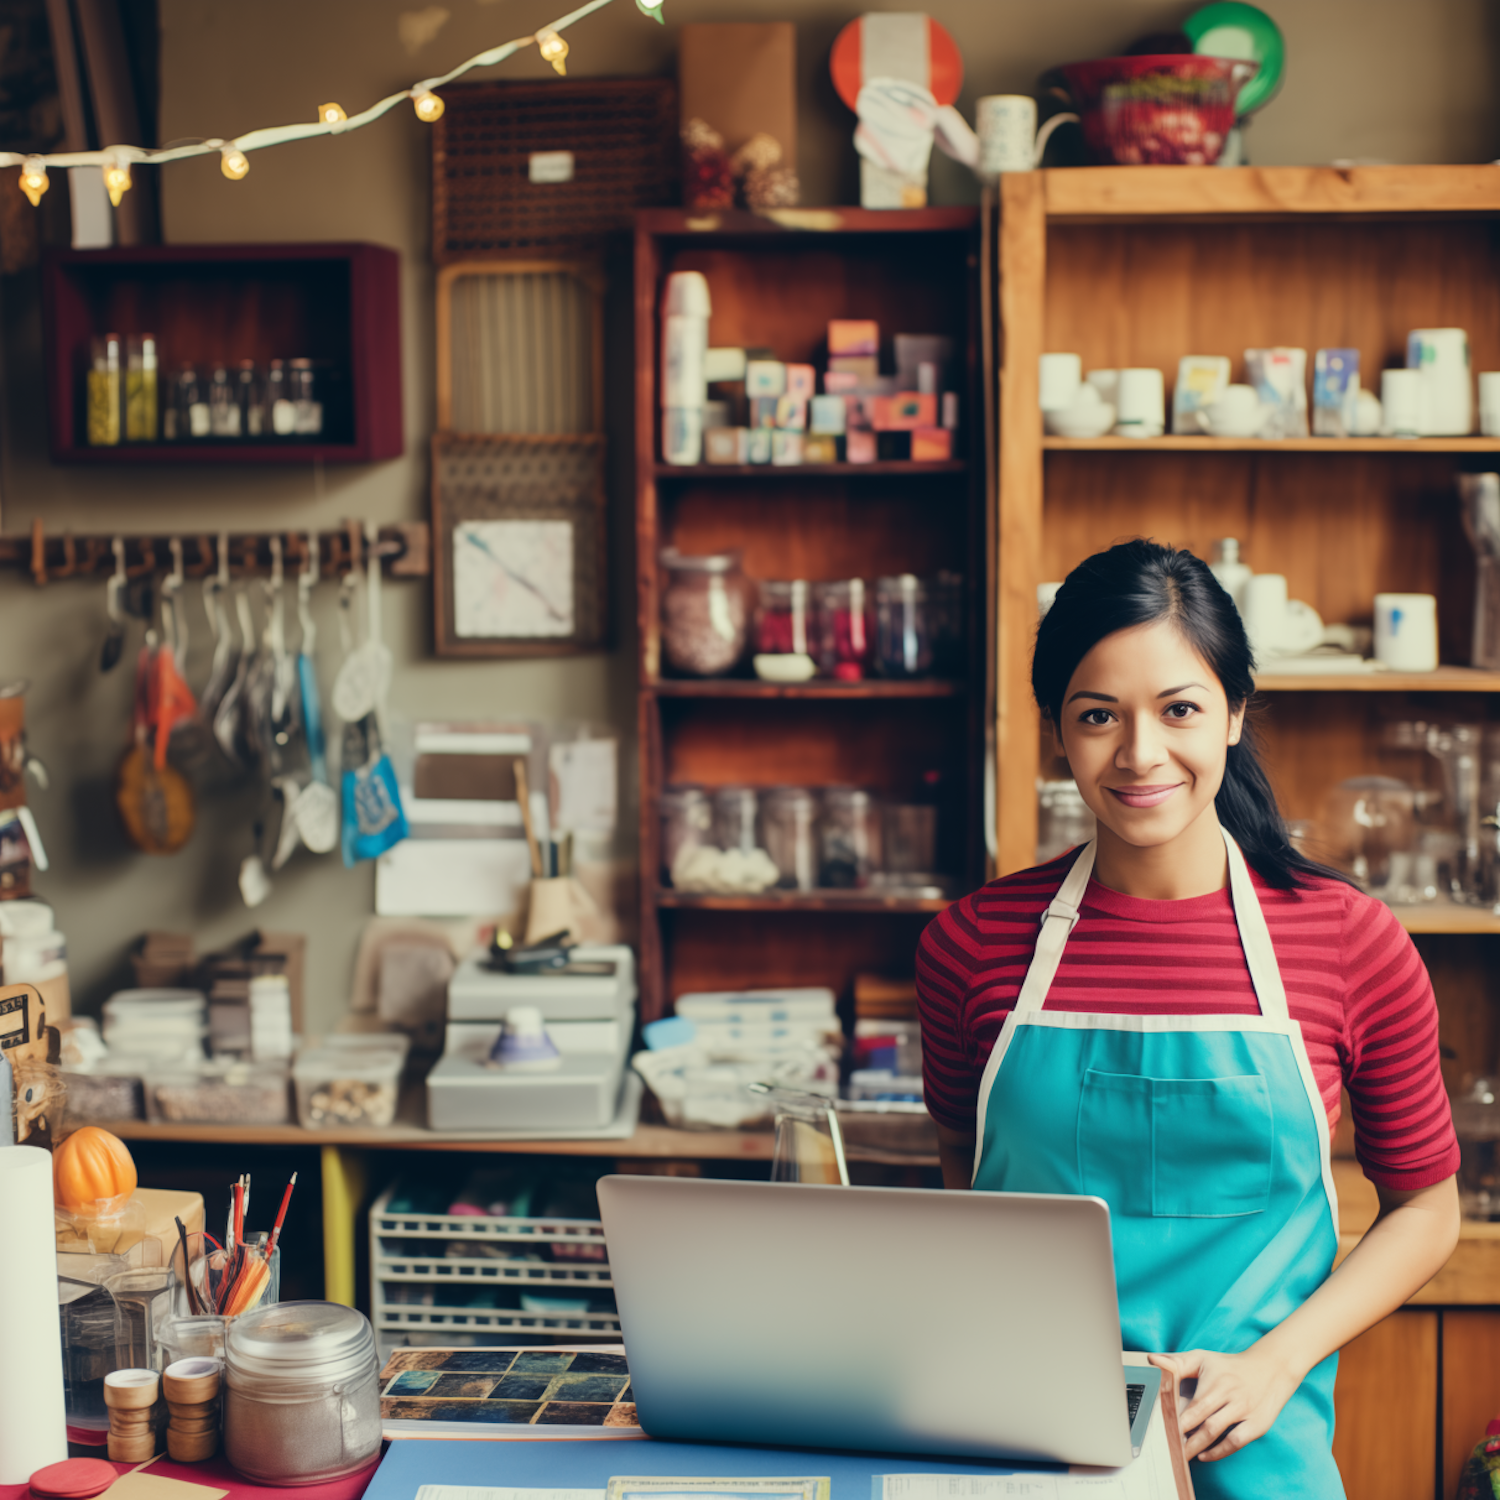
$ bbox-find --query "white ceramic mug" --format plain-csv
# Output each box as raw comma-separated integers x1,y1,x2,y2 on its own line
1479,372,1500,437
1114,368,1165,437
976,95,1078,173
1086,369,1119,403
1039,352,1082,412
1374,593,1439,672
1242,573,1290,656
1407,327,1472,436
1381,369,1422,439
1351,387,1384,437
1206,383,1264,438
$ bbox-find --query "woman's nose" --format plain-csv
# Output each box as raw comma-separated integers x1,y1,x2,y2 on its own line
1115,715,1167,773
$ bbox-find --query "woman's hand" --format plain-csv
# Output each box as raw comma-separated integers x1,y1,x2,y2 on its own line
1149,1347,1303,1463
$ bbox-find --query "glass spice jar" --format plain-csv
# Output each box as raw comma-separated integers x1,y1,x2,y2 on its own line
813,579,874,681
875,575,934,679
819,786,882,888
660,786,713,885
660,548,751,677
223,1300,381,1484
760,786,817,891
756,580,811,656
713,786,760,852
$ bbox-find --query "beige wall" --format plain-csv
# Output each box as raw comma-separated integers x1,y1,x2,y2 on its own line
2,0,1495,1028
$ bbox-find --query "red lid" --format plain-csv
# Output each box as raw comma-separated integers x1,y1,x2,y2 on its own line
29,1459,119,1499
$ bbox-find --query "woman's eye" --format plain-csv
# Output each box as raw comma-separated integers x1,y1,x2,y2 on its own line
1164,702,1200,720
1079,709,1114,726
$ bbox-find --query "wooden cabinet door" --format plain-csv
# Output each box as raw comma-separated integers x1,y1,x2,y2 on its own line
1333,1309,1438,1500
1443,1310,1500,1497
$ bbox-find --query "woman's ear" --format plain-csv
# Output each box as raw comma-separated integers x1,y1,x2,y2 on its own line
1228,703,1246,748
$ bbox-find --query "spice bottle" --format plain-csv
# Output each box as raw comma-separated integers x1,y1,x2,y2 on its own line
124,335,158,442
660,548,750,677
237,360,265,437
209,365,241,437
87,334,122,446
223,1300,381,1484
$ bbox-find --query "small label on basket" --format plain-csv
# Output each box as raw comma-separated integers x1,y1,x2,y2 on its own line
529,151,575,184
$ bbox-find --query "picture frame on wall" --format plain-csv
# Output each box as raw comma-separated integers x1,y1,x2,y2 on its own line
431,432,608,657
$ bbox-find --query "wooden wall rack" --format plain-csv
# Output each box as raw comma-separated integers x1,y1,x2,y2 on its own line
5,521,429,587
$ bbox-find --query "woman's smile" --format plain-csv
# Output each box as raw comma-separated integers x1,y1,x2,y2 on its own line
1106,782,1184,809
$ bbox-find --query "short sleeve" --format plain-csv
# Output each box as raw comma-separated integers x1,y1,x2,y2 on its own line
916,902,983,1135
1341,893,1461,1191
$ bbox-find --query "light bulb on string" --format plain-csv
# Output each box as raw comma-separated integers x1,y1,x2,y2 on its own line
19,158,48,207
102,155,132,207
536,28,569,74
318,102,348,126
635,0,664,23
412,90,445,122
220,147,250,180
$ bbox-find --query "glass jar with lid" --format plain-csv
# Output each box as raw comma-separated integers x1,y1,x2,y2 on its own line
756,580,811,657
660,548,751,677
875,575,933,679
660,786,713,886
761,786,817,891
713,786,760,852
818,786,882,888
223,1300,381,1483
812,580,874,681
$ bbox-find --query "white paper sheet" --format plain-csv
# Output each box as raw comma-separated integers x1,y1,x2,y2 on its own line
418,1487,605,1500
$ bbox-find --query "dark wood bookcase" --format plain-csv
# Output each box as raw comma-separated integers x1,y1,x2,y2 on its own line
633,207,986,1022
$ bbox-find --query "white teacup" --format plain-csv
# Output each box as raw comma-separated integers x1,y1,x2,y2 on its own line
1115,368,1165,437
1244,572,1324,657
1207,384,1265,438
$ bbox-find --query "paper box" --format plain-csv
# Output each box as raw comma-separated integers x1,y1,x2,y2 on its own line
751,396,780,429
775,395,808,431
705,427,750,464
705,347,748,383
829,355,879,382
911,427,953,461
804,434,840,463
746,428,773,464
823,370,860,394
746,360,787,397
873,392,938,431
846,429,877,464
829,319,879,357
1313,348,1360,438
785,364,816,401
771,430,804,466
810,394,847,435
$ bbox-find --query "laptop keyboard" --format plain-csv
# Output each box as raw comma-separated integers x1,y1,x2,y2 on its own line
1126,1382,1146,1425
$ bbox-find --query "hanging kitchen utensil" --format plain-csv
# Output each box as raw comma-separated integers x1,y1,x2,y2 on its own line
291,533,339,857
213,586,259,770
116,632,195,855
197,532,240,734
339,522,408,866
158,539,209,769
100,539,127,673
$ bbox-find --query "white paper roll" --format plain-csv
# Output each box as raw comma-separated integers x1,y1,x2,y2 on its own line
661,315,707,409
0,1145,67,1480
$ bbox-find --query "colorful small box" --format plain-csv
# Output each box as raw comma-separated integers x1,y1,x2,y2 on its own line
745,360,787,398
803,434,840,463
1313,348,1360,438
823,370,860,394
845,393,877,431
751,396,780,429
829,355,879,383
771,430,804,466
829,319,879,357
746,428,773,464
705,427,750,464
810,394,847,435
705,347,748,383
775,395,808,431
845,429,877,464
785,364,816,401
911,427,953,462
872,392,938,432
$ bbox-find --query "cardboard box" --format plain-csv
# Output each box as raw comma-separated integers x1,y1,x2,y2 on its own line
746,428,773,464
771,430,804,466
705,347,748,382
829,355,879,382
804,434,840,463
810,394,847,435
705,427,750,464
775,395,808,431
911,426,954,461
829,319,879,357
823,370,860,394
846,429,877,464
750,396,780,429
57,1186,205,1270
873,392,938,431
785,364,816,401
745,360,787,397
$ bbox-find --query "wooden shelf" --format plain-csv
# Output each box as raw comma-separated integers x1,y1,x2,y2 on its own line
657,888,952,914
653,461,966,479
650,678,964,699
638,207,979,239
1254,667,1500,692
1390,903,1500,935
1044,435,1500,453
1040,164,1500,222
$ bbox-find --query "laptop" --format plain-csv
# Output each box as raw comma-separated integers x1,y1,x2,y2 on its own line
597,1176,1158,1469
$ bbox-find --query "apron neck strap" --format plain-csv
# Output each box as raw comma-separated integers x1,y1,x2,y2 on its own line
1012,830,1290,1021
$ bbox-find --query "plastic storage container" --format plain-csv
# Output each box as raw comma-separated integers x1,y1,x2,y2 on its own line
147,1060,290,1125
102,990,206,1065
659,548,750,677
223,1301,382,1483
293,1038,406,1128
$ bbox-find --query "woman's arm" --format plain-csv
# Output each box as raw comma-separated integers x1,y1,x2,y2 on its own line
935,1122,976,1190
1155,1174,1460,1463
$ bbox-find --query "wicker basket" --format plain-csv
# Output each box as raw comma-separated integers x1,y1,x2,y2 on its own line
432,78,679,263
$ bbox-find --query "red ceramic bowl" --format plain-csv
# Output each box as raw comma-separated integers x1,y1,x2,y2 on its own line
1045,54,1258,166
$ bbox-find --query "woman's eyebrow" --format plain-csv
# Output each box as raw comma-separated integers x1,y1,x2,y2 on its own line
1065,690,1117,705
1157,682,1207,697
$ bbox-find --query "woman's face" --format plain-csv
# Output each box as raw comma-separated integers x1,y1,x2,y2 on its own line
1056,620,1245,851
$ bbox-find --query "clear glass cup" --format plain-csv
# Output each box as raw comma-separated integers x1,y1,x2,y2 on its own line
761,786,817,891
756,580,811,657
713,786,759,852
875,575,933,678
660,548,751,678
106,1265,176,1370
812,579,874,681
660,786,713,885
159,1312,229,1366
819,786,881,888
762,1085,850,1186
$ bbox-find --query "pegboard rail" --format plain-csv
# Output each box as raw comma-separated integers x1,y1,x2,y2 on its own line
6,520,430,586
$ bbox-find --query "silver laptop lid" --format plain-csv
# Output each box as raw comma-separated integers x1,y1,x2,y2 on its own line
598,1176,1133,1468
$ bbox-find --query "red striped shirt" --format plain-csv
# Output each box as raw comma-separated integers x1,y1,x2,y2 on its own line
916,848,1459,1191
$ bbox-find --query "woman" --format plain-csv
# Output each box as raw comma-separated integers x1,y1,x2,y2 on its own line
917,540,1459,1498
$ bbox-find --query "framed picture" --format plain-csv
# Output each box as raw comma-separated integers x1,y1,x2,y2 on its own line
431,432,608,657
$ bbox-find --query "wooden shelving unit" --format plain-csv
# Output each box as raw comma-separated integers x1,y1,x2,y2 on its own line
993,166,1500,1497
635,208,985,1022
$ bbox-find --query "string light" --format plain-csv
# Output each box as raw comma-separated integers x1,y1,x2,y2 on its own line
102,155,132,207
19,157,47,206
0,0,655,204
536,29,569,75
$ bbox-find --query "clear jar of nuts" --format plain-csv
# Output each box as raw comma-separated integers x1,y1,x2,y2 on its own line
292,1038,406,1129
660,547,751,677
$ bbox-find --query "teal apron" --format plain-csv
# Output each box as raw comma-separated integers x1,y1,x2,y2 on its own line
972,830,1344,1499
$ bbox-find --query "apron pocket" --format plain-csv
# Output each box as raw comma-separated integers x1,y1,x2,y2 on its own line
1077,1069,1154,1218
1151,1074,1272,1218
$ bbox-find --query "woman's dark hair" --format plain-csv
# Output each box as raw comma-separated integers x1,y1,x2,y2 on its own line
1032,538,1344,890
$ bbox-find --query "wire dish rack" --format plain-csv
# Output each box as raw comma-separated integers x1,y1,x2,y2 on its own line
369,1182,619,1360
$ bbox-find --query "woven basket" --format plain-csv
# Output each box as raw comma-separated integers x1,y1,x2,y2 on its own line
432,78,679,263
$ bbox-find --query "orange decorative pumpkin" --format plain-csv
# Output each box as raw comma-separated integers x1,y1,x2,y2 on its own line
53,1126,138,1219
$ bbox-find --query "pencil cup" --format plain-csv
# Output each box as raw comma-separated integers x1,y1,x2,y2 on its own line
523,876,592,944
